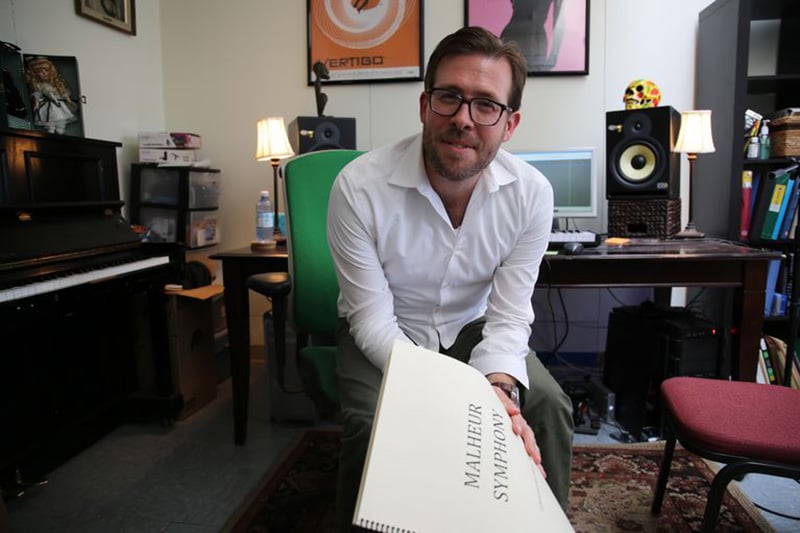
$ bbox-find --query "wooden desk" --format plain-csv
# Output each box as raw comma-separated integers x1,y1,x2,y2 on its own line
213,239,779,446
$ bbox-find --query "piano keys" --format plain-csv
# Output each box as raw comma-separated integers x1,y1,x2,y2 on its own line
0,255,170,303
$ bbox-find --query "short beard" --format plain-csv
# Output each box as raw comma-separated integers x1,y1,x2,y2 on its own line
422,125,493,182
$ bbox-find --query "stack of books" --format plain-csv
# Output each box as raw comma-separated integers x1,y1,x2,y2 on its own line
138,131,202,164
758,335,800,388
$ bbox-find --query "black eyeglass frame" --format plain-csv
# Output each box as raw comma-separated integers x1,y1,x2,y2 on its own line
426,88,514,126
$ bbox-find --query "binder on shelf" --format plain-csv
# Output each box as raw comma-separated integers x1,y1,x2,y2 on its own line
770,176,794,240
764,335,800,389
740,169,753,240
353,341,573,533
759,170,791,240
759,337,777,385
792,346,800,389
756,349,769,384
779,176,800,240
748,170,773,242
764,259,781,317
784,252,795,307
765,335,785,385
751,170,761,214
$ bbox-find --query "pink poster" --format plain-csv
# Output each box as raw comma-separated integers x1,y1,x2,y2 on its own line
465,0,589,75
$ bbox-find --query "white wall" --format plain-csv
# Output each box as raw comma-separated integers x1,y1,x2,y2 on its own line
1,0,713,350
157,0,710,253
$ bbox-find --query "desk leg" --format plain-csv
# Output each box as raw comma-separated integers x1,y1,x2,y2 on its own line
735,261,769,382
221,259,250,445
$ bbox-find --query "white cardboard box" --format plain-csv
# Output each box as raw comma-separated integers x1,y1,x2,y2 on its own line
139,132,202,149
139,148,197,164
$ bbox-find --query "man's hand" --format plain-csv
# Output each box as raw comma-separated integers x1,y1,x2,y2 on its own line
488,374,546,479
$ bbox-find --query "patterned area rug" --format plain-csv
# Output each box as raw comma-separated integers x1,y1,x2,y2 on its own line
224,429,773,533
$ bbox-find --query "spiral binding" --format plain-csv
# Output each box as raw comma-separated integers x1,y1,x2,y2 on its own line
356,517,416,533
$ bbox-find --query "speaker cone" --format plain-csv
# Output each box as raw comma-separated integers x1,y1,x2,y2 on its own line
617,143,657,183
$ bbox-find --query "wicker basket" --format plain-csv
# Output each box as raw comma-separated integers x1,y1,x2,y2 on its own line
608,199,681,239
771,114,800,157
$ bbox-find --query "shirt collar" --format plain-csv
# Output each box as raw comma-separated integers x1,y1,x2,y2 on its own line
387,134,428,189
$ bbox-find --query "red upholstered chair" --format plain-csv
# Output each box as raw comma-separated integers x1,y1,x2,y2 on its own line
651,376,800,532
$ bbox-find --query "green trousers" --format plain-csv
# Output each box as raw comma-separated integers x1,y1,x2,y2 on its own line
335,318,574,532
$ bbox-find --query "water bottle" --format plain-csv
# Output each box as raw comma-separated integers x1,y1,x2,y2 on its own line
255,190,274,243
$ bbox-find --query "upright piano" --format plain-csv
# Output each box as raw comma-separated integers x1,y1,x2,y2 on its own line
0,128,181,493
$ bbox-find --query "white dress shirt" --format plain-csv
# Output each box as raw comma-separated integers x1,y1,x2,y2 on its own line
327,134,553,388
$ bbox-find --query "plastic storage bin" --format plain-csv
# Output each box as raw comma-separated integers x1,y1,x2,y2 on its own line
130,163,222,249
138,167,221,208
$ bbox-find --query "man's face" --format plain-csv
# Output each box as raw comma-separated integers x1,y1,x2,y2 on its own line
419,54,520,183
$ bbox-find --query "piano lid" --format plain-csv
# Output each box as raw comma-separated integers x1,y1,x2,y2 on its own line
0,128,137,268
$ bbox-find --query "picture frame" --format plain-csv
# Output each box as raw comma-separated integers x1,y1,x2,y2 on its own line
465,0,589,76
306,0,424,85
75,0,136,36
23,54,85,137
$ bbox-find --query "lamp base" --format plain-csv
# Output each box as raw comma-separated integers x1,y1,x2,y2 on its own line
274,231,286,245
674,221,705,239
251,240,277,251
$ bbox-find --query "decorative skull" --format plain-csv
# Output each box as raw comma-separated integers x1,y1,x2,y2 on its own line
624,79,661,109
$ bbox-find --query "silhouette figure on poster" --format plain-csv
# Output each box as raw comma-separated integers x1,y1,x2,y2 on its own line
24,56,79,135
313,60,330,117
501,0,565,72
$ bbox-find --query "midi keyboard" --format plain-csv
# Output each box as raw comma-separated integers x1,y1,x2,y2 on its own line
548,230,600,250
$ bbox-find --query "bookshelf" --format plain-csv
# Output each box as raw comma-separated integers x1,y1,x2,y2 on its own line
691,0,799,381
693,0,798,240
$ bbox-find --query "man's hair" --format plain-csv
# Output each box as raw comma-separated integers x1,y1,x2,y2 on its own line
423,26,527,111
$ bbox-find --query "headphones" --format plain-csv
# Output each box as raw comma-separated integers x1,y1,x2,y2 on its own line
182,260,212,289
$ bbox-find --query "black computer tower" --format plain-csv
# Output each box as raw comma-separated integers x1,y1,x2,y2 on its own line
602,303,721,440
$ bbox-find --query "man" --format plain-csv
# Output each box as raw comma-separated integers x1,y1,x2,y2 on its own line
327,26,574,532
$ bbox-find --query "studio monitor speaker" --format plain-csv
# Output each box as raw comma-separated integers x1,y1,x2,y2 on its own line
606,106,681,199
287,116,356,154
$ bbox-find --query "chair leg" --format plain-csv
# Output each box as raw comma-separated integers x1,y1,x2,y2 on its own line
701,461,747,533
651,431,677,515
271,295,288,391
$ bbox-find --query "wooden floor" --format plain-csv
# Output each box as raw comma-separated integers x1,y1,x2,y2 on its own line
5,359,800,532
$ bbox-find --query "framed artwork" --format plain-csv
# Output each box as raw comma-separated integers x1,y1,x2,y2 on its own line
75,0,137,36
306,0,424,85
465,0,589,76
23,55,85,137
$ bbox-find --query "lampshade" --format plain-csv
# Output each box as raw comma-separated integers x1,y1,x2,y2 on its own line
674,110,716,154
255,117,294,161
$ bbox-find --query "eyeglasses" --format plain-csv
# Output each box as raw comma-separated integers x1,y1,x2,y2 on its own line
427,88,513,126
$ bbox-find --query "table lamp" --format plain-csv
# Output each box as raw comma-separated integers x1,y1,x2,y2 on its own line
674,109,715,239
256,117,295,243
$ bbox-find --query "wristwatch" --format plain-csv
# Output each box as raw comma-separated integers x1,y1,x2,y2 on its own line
491,381,521,408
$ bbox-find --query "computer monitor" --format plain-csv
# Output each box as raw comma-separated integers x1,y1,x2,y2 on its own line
512,148,597,219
